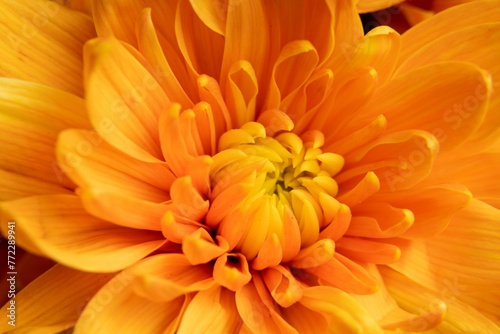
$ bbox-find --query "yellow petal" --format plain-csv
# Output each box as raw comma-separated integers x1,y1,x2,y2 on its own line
177,286,242,334
130,254,215,302
84,38,169,162
188,0,227,35
0,265,113,333
0,0,95,96
0,195,165,272
75,271,185,334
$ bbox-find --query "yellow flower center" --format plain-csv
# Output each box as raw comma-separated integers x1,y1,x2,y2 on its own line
206,122,344,279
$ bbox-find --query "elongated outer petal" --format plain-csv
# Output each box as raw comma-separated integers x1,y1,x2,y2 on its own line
75,271,185,334
356,0,405,13
0,78,90,189
380,266,500,333
397,23,500,150
0,0,95,96
342,62,491,152
177,286,242,334
84,38,169,163
0,195,166,272
389,200,500,322
0,169,71,201
0,265,114,333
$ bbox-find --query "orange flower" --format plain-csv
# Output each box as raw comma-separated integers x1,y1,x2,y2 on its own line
1,0,499,332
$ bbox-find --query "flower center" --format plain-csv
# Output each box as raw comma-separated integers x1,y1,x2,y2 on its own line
209,122,344,262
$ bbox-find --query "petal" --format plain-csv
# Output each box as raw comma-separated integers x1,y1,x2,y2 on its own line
213,253,252,292
399,1,500,63
356,0,405,13
182,228,229,265
220,0,273,102
372,184,472,238
136,8,193,108
309,254,379,294
336,237,400,264
188,0,226,35
0,195,165,272
380,266,500,333
176,0,225,79
262,265,303,308
130,254,215,302
177,286,242,334
0,169,71,201
75,271,185,334
344,62,491,151
423,151,500,208
338,130,439,192
300,286,384,333
57,129,173,203
397,23,500,150
389,200,500,321
84,38,169,162
0,0,95,96
0,78,90,188
0,265,113,333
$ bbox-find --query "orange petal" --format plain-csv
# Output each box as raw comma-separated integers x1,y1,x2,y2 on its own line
182,228,229,265
373,184,472,238
161,211,207,244
235,274,298,333
281,300,329,333
0,195,166,272
79,188,167,231
251,234,283,271
264,40,319,111
399,1,500,62
339,130,439,192
75,271,185,334
220,0,273,102
390,199,500,321
350,62,491,151
84,38,168,163
289,238,335,269
0,169,71,201
262,265,303,308
337,172,380,208
130,254,215,302
177,286,242,333
188,0,227,35
0,0,95,96
197,75,232,139
308,253,378,294
169,176,209,221
0,78,90,188
318,203,352,241
136,8,193,108
213,253,252,292
380,266,498,333
336,237,400,264
57,129,173,202
347,203,414,238
175,0,224,79
300,285,384,333
224,60,259,128
0,265,113,333
423,151,500,208
356,0,405,13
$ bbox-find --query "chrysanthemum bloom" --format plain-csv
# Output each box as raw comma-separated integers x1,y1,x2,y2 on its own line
1,0,499,332
357,0,479,32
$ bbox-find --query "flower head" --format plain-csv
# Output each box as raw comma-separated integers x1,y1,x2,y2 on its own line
1,0,499,333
